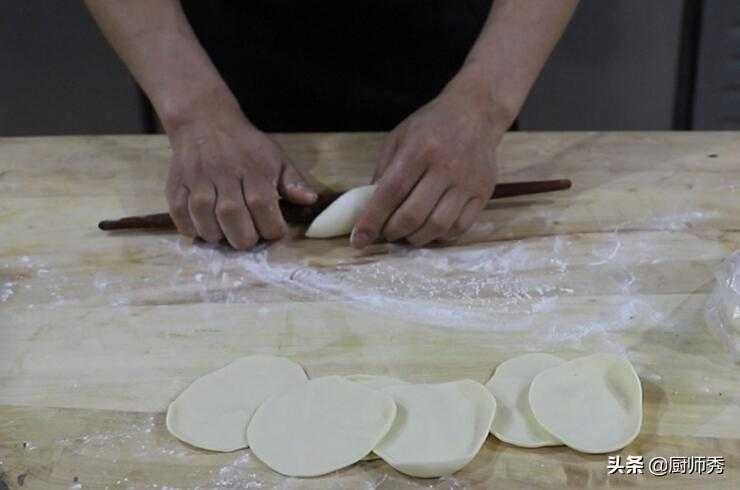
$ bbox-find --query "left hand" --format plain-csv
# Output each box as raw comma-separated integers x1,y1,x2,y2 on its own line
351,78,509,248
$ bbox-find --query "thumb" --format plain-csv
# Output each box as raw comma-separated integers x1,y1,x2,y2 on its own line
278,161,318,205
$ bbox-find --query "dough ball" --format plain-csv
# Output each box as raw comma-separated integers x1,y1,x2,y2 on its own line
246,375,397,477
305,185,375,238
166,355,307,452
528,353,643,454
486,353,564,448
374,380,496,478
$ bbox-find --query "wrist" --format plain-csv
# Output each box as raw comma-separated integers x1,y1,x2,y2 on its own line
156,80,246,136
445,61,518,134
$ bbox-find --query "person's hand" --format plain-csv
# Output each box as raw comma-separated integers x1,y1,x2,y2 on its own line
165,110,317,250
351,78,509,248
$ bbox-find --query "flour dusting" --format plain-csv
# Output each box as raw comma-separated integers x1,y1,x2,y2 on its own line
150,224,725,352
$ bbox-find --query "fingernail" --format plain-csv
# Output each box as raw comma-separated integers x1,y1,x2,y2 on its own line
291,184,317,202
351,228,370,248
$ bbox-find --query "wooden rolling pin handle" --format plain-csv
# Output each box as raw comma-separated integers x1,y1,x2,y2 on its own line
489,179,571,199
98,179,571,231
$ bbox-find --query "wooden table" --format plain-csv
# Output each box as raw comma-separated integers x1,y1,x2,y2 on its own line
1,132,739,489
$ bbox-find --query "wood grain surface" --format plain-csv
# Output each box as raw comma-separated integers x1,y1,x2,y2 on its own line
1,132,739,489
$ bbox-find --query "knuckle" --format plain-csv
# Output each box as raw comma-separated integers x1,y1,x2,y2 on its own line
397,211,421,230
216,200,243,219
416,134,440,156
245,194,268,210
170,199,189,218
190,193,214,212
381,178,405,198
437,160,457,176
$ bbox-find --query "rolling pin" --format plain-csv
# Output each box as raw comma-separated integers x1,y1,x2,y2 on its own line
98,179,571,231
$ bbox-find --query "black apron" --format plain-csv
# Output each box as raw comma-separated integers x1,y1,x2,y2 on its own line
182,1,491,132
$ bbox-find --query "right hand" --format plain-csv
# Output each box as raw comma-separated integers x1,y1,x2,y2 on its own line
165,110,317,250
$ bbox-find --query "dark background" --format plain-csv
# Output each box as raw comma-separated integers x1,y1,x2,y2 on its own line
1,0,738,136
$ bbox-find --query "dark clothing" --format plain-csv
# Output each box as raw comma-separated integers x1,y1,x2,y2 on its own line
182,1,490,132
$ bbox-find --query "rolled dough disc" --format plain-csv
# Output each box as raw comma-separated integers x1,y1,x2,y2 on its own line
345,374,409,461
528,353,643,454
166,355,307,452
246,375,397,477
485,353,564,448
374,380,497,478
305,185,376,238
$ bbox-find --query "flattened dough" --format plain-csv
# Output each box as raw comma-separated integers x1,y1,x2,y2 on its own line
305,185,375,238
486,353,564,448
166,355,307,452
345,375,409,461
374,380,496,478
529,353,643,454
246,376,397,477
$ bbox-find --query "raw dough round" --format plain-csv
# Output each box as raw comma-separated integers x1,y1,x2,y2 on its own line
528,353,643,454
345,374,409,461
305,185,376,238
374,380,496,478
345,374,409,390
166,355,307,452
246,375,397,477
485,353,564,448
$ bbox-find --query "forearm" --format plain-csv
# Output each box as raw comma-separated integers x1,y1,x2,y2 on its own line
84,0,241,133
450,0,580,128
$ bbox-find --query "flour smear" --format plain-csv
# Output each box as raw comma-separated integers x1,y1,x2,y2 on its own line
158,221,724,352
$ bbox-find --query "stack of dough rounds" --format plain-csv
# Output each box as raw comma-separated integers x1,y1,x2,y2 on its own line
305,185,376,238
528,353,643,453
486,352,642,454
247,376,397,477
485,353,564,448
374,380,497,478
165,355,307,452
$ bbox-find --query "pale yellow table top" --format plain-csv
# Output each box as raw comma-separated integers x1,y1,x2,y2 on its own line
1,132,739,489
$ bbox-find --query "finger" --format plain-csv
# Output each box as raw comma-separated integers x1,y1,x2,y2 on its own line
407,188,469,247
382,172,450,242
444,197,484,241
372,134,399,183
243,178,287,241
188,183,223,243
352,150,425,249
214,179,258,250
278,161,317,205
167,185,197,238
